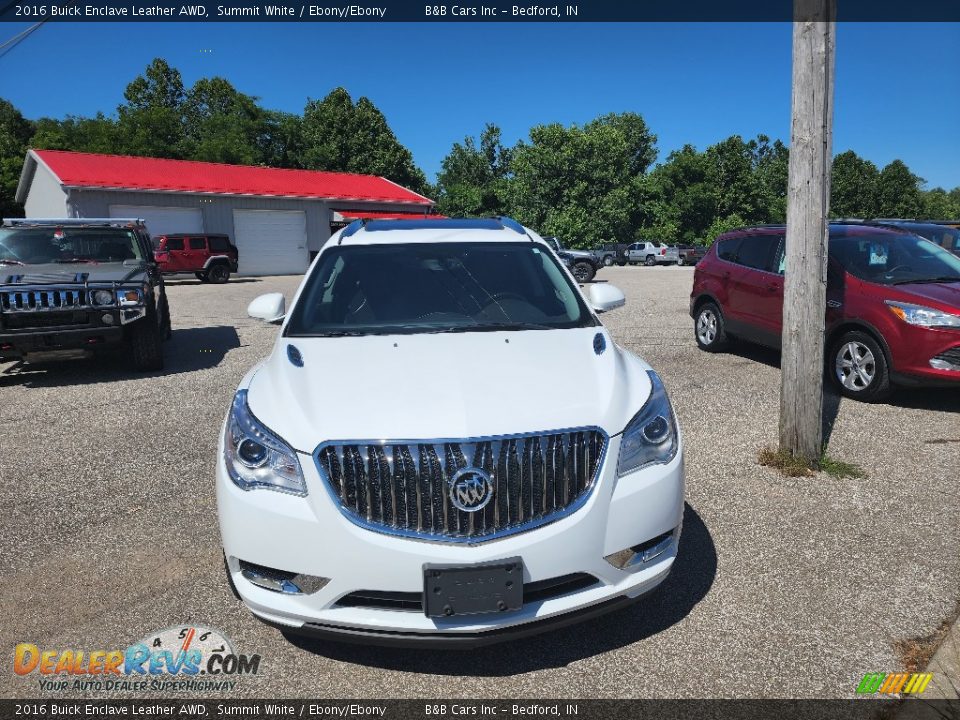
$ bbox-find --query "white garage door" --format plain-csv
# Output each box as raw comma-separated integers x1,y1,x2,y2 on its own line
233,210,308,276
109,205,203,237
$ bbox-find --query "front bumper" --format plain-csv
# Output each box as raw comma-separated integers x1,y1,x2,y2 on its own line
217,431,685,646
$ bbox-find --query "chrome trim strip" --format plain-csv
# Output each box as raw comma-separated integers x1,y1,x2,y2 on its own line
312,427,608,546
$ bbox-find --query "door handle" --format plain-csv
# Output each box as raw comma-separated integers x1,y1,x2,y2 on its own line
766,283,778,292
827,299,842,308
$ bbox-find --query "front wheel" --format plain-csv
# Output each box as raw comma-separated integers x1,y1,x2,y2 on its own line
694,302,729,352
571,261,596,283
677,256,686,266
645,255,656,267
208,264,231,284
129,304,164,371
602,255,614,267
829,331,891,401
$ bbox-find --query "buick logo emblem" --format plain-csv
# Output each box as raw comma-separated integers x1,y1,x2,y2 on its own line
449,467,494,513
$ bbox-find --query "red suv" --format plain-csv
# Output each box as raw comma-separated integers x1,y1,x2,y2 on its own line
152,233,239,283
690,223,960,400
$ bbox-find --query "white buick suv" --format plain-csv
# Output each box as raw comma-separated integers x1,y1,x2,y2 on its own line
217,217,684,647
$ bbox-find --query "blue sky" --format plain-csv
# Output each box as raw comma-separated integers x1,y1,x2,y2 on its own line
0,22,957,188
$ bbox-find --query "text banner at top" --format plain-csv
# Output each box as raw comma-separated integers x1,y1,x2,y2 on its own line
1,0,959,22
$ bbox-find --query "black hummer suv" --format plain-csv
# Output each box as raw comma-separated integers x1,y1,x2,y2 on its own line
0,218,171,371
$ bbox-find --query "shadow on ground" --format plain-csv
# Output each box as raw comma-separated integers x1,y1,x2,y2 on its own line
283,502,716,674
0,325,241,387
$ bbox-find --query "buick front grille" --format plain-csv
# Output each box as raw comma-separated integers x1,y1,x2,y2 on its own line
0,288,90,312
314,430,607,542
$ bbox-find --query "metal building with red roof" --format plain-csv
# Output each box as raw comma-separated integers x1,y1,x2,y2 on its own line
15,149,438,275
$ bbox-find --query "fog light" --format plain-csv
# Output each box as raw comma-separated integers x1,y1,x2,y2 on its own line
604,529,676,571
930,358,960,371
101,313,114,325
237,560,329,595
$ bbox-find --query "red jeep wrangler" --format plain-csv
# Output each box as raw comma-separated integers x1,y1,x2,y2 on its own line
152,233,239,283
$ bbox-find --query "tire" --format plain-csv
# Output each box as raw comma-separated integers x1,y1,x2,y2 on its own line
195,271,209,282
602,255,614,267
158,292,172,341
694,301,730,352
829,330,891,402
616,258,628,266
571,261,596,283
207,264,230,284
677,256,686,266
129,303,164,371
645,255,656,267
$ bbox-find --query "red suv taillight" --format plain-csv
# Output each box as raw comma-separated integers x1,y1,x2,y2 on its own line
661,248,666,255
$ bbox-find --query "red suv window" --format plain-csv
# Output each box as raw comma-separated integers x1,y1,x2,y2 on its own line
166,237,184,251
188,237,206,250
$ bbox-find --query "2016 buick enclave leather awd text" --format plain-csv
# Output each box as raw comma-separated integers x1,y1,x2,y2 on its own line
216,217,684,647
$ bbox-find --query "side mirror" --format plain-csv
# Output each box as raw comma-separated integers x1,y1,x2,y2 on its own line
587,283,625,313
247,293,286,323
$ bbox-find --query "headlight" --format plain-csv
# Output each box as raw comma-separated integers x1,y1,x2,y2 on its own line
617,370,678,477
91,289,115,306
886,301,960,329
116,288,142,306
224,389,306,495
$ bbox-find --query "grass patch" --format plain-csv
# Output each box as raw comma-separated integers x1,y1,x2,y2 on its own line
758,447,815,477
819,454,866,479
758,447,866,479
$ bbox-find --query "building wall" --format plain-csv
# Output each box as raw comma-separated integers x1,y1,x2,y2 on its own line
67,190,432,255
23,163,69,217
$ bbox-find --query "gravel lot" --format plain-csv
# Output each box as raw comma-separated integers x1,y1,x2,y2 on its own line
1,265,958,699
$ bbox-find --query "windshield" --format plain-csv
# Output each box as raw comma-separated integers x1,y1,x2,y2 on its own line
0,227,145,265
829,233,960,285
285,242,595,337
898,224,960,253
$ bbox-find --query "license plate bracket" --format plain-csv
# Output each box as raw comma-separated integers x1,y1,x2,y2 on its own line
423,557,523,618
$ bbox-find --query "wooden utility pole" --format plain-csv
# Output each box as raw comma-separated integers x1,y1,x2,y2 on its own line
779,0,836,465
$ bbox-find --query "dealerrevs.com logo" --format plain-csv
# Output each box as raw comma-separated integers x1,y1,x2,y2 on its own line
14,626,261,693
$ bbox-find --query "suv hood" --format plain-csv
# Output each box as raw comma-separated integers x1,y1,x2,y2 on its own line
892,280,960,309
0,261,147,285
245,327,654,453
561,249,595,259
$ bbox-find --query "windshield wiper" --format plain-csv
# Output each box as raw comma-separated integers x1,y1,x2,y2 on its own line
892,276,960,285
0,259,24,265
52,258,100,264
421,322,555,333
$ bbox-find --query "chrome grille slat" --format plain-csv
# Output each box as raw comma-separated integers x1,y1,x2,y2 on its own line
0,288,91,312
314,429,606,542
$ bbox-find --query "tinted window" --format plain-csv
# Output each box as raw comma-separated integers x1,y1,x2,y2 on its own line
829,232,960,285
717,237,742,262
286,242,595,337
208,236,229,251
188,237,206,250
737,235,777,271
166,237,184,251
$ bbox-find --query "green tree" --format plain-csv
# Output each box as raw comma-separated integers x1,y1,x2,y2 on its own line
921,187,960,220
0,98,33,217
116,58,187,158
258,110,305,169
30,114,119,154
182,77,268,165
435,123,512,217
645,145,716,244
300,88,428,194
830,150,879,218
506,114,657,247
876,159,924,218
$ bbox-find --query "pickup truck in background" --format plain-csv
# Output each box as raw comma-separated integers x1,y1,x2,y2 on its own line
627,241,680,266
542,236,602,282
676,245,707,266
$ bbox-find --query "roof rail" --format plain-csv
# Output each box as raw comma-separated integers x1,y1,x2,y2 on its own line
336,216,533,241
2,217,146,227
338,219,364,244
